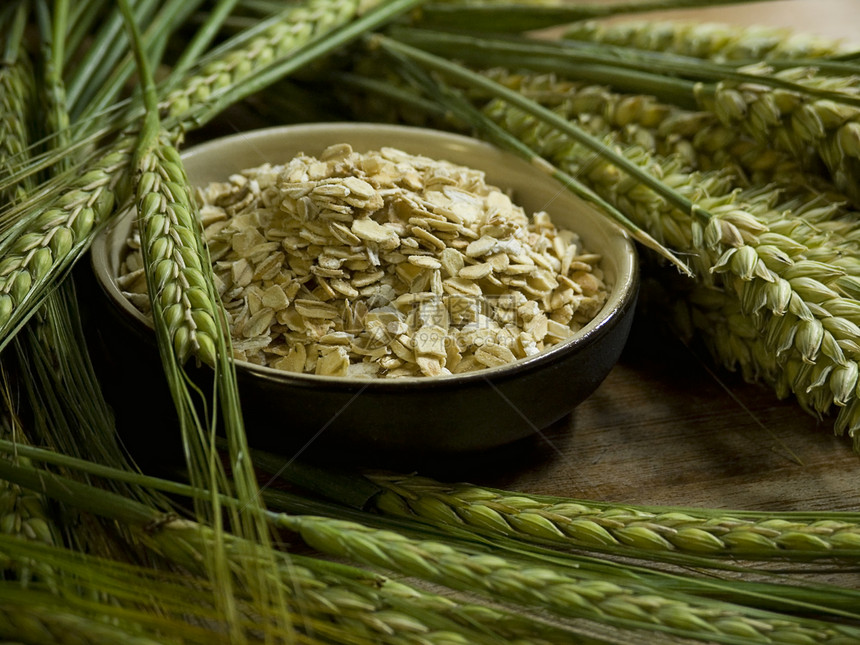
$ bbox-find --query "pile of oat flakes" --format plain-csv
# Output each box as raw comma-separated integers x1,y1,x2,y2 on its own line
119,144,609,378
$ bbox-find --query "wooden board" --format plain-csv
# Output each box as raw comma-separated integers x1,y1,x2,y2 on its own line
465,312,860,513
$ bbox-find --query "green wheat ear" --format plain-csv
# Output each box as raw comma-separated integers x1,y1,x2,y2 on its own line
366,473,860,560
135,135,218,366
695,65,860,207
564,19,850,62
276,510,860,645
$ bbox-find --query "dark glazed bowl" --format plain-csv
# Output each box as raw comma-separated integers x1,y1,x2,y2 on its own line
89,123,639,458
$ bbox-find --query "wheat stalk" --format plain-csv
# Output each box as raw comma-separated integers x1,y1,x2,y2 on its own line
481,69,804,188
0,531,349,645
275,512,860,644
34,0,72,174
0,431,699,645
159,514,603,644
0,9,35,204
148,514,607,644
0,453,398,642
367,473,860,560
487,74,860,274
0,598,167,645
496,73,860,435
163,0,366,127
416,0,788,34
0,436,626,645
135,132,218,365
0,145,124,348
0,6,71,574
385,25,860,204
0,443,610,645
118,3,297,638
564,19,851,62
5,429,860,644
486,70,860,276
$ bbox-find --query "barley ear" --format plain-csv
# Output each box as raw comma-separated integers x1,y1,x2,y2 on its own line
564,19,849,62
696,67,860,207
276,512,860,644
0,596,166,645
366,474,860,561
135,136,218,367
34,0,72,174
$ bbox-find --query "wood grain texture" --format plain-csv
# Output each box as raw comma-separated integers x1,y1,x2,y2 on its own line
458,313,859,513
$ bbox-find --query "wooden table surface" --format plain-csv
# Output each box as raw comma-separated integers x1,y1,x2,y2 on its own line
424,1,860,516
464,309,860,513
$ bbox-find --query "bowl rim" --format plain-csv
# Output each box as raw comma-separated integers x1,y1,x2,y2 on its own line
91,122,639,387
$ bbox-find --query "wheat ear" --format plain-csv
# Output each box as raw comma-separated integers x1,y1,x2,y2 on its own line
694,66,860,206
480,69,807,189
480,71,860,425
164,0,370,128
0,597,165,645
276,512,860,644
480,96,860,447
367,473,860,559
135,133,218,365
564,19,850,62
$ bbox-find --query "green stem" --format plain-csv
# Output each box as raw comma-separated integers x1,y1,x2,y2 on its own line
247,445,383,510
375,34,714,225
117,0,159,149
51,0,68,69
760,57,860,74
391,26,698,106
65,0,108,67
0,438,363,525
0,458,159,527
6,436,860,623
170,0,242,81
394,27,860,109
187,0,427,128
1,1,28,62
35,0,74,176
66,0,157,113
79,0,199,128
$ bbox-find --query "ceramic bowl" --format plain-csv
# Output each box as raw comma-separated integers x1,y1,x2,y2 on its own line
87,123,639,459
